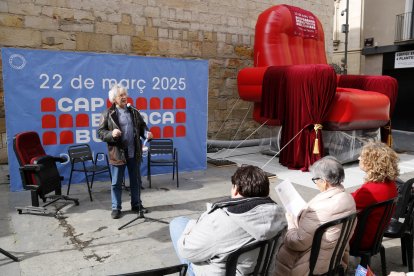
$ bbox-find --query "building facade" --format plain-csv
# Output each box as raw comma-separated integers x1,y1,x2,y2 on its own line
0,0,335,146
332,0,414,150
362,0,414,136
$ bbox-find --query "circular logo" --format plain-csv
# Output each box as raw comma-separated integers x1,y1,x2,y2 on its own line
9,54,27,70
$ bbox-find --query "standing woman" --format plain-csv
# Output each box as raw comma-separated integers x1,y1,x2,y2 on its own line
351,141,399,250
98,84,153,219
274,156,356,275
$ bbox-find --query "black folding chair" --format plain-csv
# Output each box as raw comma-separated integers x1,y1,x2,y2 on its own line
147,139,178,188
113,263,187,276
350,198,397,276
225,230,285,276
66,144,112,201
309,213,357,276
381,178,414,271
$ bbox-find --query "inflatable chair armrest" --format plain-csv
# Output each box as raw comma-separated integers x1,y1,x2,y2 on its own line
337,74,398,114
237,67,268,102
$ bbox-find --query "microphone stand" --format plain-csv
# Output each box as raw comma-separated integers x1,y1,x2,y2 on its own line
118,207,169,230
0,247,19,262
118,131,167,230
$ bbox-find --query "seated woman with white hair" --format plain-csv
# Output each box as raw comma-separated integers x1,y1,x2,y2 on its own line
274,156,356,276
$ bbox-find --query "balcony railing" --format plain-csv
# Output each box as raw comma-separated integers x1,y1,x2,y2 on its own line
395,12,414,43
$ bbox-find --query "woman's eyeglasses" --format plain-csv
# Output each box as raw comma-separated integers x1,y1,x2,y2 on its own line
311,177,321,184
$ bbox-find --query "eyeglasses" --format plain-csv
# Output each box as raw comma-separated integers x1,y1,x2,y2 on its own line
311,177,321,184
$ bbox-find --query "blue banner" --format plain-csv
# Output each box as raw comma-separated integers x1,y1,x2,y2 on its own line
2,48,208,191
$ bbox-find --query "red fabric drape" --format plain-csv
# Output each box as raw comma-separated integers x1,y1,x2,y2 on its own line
338,75,398,145
261,64,337,171
260,66,288,125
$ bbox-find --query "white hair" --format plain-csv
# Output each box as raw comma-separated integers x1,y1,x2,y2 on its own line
108,84,128,104
309,156,345,186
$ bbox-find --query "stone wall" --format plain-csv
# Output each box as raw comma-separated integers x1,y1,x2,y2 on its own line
0,0,334,142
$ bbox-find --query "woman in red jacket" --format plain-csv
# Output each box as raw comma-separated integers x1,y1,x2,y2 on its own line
351,141,399,250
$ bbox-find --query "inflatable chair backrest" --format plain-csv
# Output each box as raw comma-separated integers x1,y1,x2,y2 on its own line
254,5,328,67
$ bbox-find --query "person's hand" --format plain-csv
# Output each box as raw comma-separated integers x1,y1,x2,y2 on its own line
112,129,122,138
285,212,296,229
146,131,153,139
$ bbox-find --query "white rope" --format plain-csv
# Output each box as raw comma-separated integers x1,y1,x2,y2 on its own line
209,98,240,145
224,119,269,158
210,103,252,158
228,103,252,147
261,126,307,169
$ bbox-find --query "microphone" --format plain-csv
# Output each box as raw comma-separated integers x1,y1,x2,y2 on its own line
127,103,140,112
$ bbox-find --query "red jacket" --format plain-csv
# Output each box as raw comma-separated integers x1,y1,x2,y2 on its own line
351,181,397,250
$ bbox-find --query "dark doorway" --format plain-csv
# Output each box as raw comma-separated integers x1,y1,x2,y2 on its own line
383,52,414,131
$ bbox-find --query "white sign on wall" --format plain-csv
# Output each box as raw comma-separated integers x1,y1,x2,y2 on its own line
395,50,414,68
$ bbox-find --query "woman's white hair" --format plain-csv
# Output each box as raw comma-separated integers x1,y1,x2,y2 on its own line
108,84,128,104
309,156,344,186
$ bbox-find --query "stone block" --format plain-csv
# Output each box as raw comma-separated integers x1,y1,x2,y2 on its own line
0,2,7,13
131,36,158,54
201,41,217,58
121,14,132,25
242,35,250,45
217,33,226,43
64,0,83,9
144,26,158,38
0,14,24,28
234,46,253,59
217,43,234,56
199,13,221,25
74,10,94,21
222,68,237,79
220,83,236,96
168,8,176,19
8,2,41,16
167,20,191,30
144,6,160,17
172,29,182,39
158,28,168,38
0,26,41,47
42,30,76,49
158,39,188,55
190,41,202,56
60,22,94,32
209,88,220,97
119,0,146,14
225,58,244,68
135,26,144,36
76,32,111,52
214,109,231,121
95,22,117,35
42,7,74,20
189,22,200,31
112,35,131,53
25,15,59,30
203,31,215,41
188,31,198,41
118,24,135,36
107,13,121,23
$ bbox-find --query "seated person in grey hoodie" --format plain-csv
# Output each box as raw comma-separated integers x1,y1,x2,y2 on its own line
169,165,287,276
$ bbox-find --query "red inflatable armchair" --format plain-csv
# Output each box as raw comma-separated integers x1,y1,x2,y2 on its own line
237,5,398,170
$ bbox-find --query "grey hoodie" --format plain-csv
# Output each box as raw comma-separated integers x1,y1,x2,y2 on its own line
177,197,287,275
